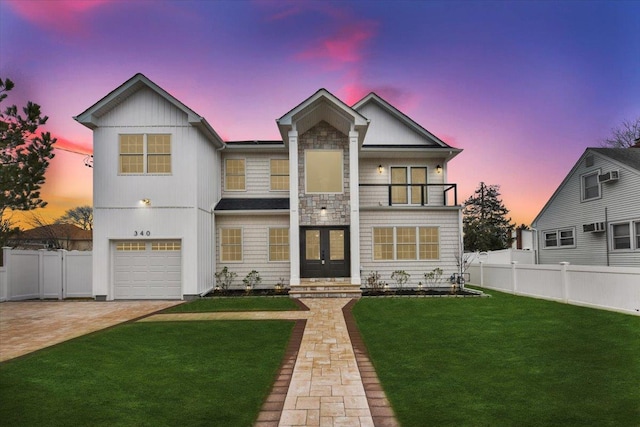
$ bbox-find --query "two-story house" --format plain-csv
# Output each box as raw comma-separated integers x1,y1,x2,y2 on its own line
532,145,640,267
75,74,462,300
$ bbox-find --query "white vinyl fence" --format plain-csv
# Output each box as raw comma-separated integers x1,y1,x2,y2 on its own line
0,248,92,302
468,262,640,316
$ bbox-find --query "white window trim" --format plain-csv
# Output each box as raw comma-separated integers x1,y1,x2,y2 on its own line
304,149,344,194
219,227,243,263
224,157,247,192
118,133,172,176
269,158,290,192
267,227,290,262
610,220,640,252
580,169,601,202
542,228,576,249
390,166,429,205
371,226,440,262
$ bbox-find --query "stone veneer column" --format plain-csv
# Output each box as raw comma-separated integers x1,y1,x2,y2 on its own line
289,129,300,286
349,130,361,285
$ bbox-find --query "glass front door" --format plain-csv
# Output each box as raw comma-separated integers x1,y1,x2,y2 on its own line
300,227,350,278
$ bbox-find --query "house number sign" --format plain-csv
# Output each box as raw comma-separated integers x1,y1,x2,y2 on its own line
134,231,151,236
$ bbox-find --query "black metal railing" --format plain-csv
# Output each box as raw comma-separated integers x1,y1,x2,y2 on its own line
359,183,458,207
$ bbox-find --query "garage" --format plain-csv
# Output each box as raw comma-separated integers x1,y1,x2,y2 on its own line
113,240,182,299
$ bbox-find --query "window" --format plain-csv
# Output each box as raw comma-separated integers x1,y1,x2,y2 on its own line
116,242,146,251
119,134,171,174
225,159,245,191
581,171,600,201
269,228,289,261
151,241,181,251
543,229,575,248
220,228,242,261
305,150,343,193
270,159,289,191
391,167,427,205
373,227,440,260
612,223,631,250
636,221,640,249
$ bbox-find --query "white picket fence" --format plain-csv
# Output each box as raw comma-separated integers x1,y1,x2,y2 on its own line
0,248,92,302
468,262,640,316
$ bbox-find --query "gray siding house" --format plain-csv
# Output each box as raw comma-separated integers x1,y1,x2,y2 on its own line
532,146,640,267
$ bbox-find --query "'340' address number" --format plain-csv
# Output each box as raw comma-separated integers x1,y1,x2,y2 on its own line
134,231,151,236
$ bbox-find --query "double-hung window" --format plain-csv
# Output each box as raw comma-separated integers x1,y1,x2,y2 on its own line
119,134,171,174
220,228,242,262
581,171,600,201
373,226,439,260
543,229,575,248
391,167,427,205
269,228,289,261
270,159,289,191
225,159,245,191
612,223,631,250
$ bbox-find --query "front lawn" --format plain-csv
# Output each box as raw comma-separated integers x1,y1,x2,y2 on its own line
0,320,293,426
353,289,640,426
163,296,300,313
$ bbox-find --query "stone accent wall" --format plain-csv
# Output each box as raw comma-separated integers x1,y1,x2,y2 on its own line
298,121,350,226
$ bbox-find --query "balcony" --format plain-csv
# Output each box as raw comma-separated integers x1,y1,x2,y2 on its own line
359,183,458,208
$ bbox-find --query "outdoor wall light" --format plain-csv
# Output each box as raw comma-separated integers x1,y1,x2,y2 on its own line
436,165,442,174
320,206,327,215
141,198,151,206
378,164,383,174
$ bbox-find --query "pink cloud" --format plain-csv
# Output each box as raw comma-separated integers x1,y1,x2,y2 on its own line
295,21,377,70
5,0,111,35
340,78,418,112
254,0,346,21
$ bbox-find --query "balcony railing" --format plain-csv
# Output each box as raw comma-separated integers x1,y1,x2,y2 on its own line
359,183,458,207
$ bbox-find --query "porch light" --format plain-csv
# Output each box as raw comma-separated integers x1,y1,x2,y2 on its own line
141,198,151,206
436,165,442,174
378,164,383,174
320,206,327,215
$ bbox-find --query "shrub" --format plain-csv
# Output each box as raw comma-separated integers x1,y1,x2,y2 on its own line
424,268,443,287
242,270,262,290
214,266,237,290
391,270,410,288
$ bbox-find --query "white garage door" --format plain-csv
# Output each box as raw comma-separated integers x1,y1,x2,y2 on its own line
113,240,182,299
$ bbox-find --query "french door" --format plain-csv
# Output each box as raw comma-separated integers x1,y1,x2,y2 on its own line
300,226,350,278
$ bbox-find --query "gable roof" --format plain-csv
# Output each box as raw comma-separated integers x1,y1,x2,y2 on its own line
15,224,92,241
276,88,369,146
74,73,224,148
531,146,640,226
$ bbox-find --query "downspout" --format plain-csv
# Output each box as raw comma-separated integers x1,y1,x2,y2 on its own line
605,207,609,266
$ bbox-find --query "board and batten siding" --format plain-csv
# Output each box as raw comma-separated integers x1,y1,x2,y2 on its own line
215,215,290,288
356,101,437,146
535,152,640,267
220,152,288,198
359,209,461,286
359,158,447,207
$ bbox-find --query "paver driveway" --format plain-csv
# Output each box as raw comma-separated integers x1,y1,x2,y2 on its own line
0,300,182,362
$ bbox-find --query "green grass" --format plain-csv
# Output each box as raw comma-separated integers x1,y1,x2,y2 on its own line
163,296,300,313
353,289,640,427
0,320,294,427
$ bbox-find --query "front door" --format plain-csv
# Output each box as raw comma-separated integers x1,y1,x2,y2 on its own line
300,226,350,278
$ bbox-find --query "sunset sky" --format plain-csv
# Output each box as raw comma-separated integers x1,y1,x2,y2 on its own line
1,0,639,228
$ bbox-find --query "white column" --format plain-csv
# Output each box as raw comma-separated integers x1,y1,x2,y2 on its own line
288,130,300,286
349,130,361,285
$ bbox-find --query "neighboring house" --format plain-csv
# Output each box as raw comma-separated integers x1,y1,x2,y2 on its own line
9,224,93,251
74,73,463,300
532,146,640,267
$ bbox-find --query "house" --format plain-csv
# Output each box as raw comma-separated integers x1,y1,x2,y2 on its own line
532,146,640,267
9,224,92,251
74,74,463,300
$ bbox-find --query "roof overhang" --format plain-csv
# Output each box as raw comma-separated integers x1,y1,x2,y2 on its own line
276,89,369,147
360,146,462,161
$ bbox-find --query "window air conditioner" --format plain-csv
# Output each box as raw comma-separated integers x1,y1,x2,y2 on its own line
582,222,605,233
598,170,619,183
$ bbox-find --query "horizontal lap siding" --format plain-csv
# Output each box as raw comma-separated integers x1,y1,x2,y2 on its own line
359,210,461,286
215,215,290,288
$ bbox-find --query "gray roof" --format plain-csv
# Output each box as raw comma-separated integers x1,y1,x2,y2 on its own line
214,198,289,211
589,147,640,171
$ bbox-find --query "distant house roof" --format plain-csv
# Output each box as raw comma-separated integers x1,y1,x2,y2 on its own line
214,198,290,211
589,147,640,171
16,224,92,241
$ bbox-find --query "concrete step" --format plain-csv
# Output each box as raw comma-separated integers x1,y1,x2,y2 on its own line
290,279,362,298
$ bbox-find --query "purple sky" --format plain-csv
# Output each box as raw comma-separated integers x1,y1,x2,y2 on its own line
1,0,639,227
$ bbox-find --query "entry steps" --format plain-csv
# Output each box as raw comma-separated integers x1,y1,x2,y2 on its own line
290,278,362,298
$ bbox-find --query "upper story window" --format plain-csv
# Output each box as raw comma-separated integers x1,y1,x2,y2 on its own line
391,167,427,205
305,150,343,193
225,159,245,191
543,228,575,249
270,159,289,191
119,134,171,174
610,220,640,251
581,171,600,201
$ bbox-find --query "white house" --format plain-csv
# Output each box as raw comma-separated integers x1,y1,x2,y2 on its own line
532,146,640,267
75,74,463,300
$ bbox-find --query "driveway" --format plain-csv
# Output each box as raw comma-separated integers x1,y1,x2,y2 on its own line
0,300,183,362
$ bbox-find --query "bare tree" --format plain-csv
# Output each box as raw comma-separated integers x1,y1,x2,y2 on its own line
56,205,93,230
601,117,640,148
